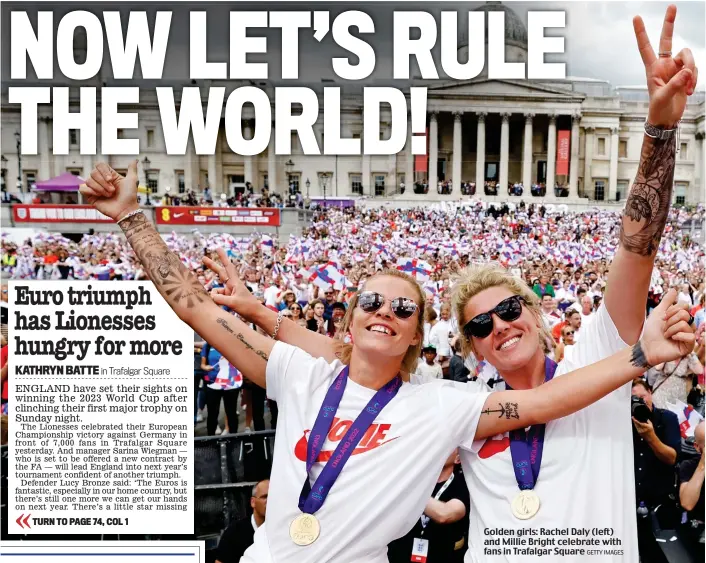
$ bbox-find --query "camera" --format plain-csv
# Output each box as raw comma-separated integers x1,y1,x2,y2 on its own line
631,395,651,423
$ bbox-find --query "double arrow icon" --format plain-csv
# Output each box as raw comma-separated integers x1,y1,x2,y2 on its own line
16,513,31,529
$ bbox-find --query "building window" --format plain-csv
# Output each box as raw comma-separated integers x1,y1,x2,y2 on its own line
619,140,627,158
350,174,362,195
24,171,37,191
175,170,185,193
597,138,606,156
147,129,155,148
290,133,299,153
374,174,385,196
617,180,629,201
147,170,159,193
289,173,300,192
679,143,688,159
594,179,605,201
674,182,688,205
352,132,361,139
69,130,79,147
117,129,124,139
67,168,82,177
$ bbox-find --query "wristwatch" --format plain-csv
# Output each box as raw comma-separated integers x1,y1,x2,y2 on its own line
644,121,678,140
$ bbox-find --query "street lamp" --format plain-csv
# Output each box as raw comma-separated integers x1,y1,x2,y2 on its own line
142,157,151,204
15,131,22,194
319,172,331,205
400,181,405,195
305,178,311,198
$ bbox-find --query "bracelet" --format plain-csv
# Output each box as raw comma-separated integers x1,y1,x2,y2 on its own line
272,311,284,340
644,120,678,141
117,208,144,224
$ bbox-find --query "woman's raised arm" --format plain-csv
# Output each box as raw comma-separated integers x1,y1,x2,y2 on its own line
80,162,274,388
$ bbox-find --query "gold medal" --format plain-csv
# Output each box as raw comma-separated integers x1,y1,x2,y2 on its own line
511,490,540,520
289,513,321,546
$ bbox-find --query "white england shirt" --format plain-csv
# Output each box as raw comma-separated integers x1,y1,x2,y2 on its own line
459,305,637,563
241,342,490,563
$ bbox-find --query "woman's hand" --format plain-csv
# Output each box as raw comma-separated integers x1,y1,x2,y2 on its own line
633,5,698,128
204,248,261,319
79,160,140,221
640,289,696,367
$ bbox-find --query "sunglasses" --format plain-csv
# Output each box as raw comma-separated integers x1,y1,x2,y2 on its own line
357,291,418,320
564,331,575,337
463,295,525,340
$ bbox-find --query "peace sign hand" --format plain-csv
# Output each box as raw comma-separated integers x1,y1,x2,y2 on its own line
203,248,261,320
633,5,698,128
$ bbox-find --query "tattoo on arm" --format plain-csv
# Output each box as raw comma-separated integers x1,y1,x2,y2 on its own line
237,333,269,361
620,135,676,256
630,340,652,370
120,213,209,310
482,403,520,419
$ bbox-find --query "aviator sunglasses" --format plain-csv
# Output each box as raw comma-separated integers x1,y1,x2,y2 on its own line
357,291,418,320
463,295,525,340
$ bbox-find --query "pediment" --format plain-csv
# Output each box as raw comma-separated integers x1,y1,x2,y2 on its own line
428,79,581,99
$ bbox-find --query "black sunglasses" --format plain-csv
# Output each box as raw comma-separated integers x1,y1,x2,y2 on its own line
463,295,525,340
357,291,418,320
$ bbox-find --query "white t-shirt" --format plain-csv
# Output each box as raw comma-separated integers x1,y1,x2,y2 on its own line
241,342,490,563
263,284,280,307
415,361,443,379
428,319,453,357
458,305,637,563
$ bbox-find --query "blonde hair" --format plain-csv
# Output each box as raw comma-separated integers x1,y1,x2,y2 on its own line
333,269,425,378
450,262,552,359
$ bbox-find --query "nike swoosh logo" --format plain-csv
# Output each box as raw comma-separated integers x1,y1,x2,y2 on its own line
174,213,184,218
478,436,510,459
294,430,399,462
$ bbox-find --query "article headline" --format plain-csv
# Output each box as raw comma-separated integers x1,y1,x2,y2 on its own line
11,285,183,362
9,9,566,156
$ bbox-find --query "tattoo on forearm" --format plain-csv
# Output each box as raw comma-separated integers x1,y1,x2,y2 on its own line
482,403,520,419
216,318,234,334
236,333,269,361
620,135,676,256
630,340,652,369
120,213,209,309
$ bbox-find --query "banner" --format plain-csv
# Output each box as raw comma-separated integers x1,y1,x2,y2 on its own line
12,205,113,223
155,206,281,226
556,130,571,176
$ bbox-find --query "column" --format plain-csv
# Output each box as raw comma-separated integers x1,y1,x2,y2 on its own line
694,133,703,204
569,113,581,197
475,112,486,187
546,114,557,192
428,111,438,188
362,154,371,196
608,126,619,201
452,111,463,194
208,154,217,192
268,121,277,192
522,113,534,188
499,112,510,191
243,120,254,189
584,127,595,197
184,137,199,192
405,113,414,190
38,117,51,180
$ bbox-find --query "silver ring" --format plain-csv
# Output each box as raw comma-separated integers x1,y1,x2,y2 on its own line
658,51,672,58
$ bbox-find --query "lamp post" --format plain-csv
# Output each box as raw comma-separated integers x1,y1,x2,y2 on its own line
319,172,331,206
165,185,171,205
400,181,405,195
15,131,22,194
142,157,151,205
1,155,7,196
305,178,311,198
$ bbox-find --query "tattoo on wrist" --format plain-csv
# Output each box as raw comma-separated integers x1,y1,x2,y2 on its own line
620,135,675,256
630,341,652,369
481,402,520,419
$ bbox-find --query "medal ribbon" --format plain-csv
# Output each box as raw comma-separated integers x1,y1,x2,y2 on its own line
506,357,557,491
298,366,402,514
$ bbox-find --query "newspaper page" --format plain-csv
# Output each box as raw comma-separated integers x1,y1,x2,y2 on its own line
7,281,193,534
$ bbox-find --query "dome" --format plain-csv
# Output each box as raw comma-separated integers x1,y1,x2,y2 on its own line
458,1,528,50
